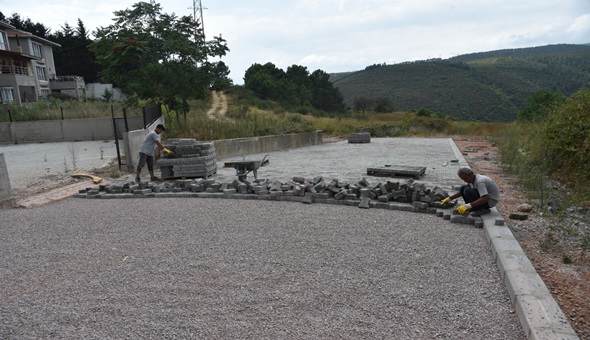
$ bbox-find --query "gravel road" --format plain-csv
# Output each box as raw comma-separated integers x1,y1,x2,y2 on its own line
0,197,525,339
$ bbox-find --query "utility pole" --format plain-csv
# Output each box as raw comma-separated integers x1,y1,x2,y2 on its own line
192,0,206,40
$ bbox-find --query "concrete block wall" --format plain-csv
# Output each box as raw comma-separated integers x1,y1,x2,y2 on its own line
213,131,323,159
0,117,144,144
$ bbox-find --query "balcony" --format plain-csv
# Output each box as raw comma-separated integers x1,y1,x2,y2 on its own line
50,75,84,82
0,65,31,76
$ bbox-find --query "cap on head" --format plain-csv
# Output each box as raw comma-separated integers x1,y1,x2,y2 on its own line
156,124,166,132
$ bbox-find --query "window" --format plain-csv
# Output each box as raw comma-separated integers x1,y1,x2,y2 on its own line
32,42,43,58
1,87,15,103
36,66,47,81
0,31,7,50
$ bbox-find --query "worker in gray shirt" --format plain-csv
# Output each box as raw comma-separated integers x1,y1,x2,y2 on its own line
136,124,172,182
441,167,500,217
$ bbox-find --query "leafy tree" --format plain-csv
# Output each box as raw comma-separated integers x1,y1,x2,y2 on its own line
89,1,230,124
244,63,345,112
517,90,565,122
536,88,590,183
352,96,373,113
1,12,51,37
309,69,345,112
374,97,395,113
244,62,286,100
286,65,312,107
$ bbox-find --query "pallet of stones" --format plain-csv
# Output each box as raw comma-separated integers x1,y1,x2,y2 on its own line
77,176,453,211
348,132,371,143
157,138,217,178
157,155,217,179
161,138,216,158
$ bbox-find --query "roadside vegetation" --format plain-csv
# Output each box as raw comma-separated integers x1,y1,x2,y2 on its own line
494,88,590,262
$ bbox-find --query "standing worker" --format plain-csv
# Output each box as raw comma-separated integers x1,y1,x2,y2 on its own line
136,124,172,182
441,168,500,217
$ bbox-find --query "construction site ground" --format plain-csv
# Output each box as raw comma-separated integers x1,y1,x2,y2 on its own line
2,135,588,338
453,137,590,338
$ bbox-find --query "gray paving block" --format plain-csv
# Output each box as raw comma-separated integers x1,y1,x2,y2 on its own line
412,201,429,210
450,215,468,224
389,202,416,212
302,192,314,204
358,197,370,209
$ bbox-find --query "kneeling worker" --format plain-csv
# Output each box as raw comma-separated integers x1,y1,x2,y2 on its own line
441,168,500,217
136,124,172,182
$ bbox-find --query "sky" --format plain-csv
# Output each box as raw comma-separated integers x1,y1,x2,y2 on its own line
1,0,589,84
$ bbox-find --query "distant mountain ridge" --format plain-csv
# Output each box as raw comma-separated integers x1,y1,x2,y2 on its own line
330,44,590,121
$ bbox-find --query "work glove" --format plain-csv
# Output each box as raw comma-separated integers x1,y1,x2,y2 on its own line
440,197,451,205
456,203,472,215
162,148,173,155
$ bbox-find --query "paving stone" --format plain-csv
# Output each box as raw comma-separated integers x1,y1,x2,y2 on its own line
359,188,371,198
358,197,370,209
333,190,347,200
510,213,529,220
302,192,314,204
412,201,429,210
389,202,416,212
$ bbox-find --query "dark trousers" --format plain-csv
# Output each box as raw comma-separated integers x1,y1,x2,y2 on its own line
137,152,154,172
460,185,490,211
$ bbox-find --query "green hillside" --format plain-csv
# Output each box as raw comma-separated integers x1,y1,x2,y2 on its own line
330,44,590,122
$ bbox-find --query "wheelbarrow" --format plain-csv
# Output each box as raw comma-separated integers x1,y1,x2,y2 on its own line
224,154,269,182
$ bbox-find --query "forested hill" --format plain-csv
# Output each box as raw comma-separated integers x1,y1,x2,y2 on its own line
330,44,590,122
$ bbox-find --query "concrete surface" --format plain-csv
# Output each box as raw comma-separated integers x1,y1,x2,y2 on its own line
1,140,119,190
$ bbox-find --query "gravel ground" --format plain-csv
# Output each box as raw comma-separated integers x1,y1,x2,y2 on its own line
0,197,525,339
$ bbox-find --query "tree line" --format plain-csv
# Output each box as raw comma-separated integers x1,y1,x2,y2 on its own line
244,62,345,113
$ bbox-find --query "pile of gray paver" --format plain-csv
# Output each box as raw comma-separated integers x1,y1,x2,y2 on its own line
157,138,217,179
76,175,489,226
348,132,371,143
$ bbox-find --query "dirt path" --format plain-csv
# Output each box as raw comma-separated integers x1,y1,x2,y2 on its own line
453,136,590,338
206,91,230,121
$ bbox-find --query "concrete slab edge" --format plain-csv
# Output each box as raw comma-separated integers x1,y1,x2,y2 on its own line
482,208,579,340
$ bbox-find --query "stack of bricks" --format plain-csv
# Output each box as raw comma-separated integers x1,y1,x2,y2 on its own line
348,132,371,143
157,138,217,179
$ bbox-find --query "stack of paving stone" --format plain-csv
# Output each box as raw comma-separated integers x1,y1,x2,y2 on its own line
348,132,371,143
157,138,217,179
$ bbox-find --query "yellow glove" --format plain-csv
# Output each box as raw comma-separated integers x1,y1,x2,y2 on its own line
163,148,173,155
441,197,451,205
456,203,472,215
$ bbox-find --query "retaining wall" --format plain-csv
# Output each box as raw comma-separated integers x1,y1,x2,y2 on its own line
213,131,323,159
123,130,323,173
0,153,14,207
0,117,144,144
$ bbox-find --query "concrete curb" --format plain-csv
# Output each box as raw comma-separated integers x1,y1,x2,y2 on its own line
482,210,579,340
448,137,579,339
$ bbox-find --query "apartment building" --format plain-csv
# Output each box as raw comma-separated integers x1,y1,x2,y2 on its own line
0,20,85,105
